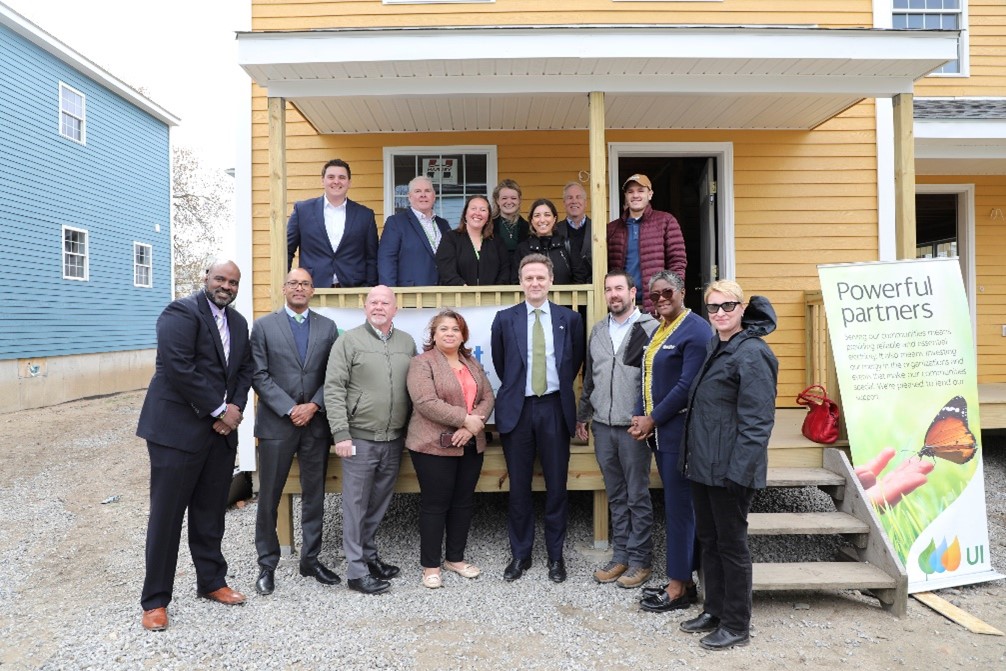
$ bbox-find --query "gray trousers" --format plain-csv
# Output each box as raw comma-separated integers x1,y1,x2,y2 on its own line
341,437,403,580
255,432,330,570
593,422,654,567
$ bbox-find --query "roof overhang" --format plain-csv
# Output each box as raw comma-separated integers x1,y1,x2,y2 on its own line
0,2,179,126
915,105,1006,175
237,25,958,132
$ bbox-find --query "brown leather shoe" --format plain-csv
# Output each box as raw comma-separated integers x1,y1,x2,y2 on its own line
616,566,652,589
593,561,628,584
198,586,246,605
142,607,168,631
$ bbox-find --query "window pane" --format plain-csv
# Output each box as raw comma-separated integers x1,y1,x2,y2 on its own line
908,14,924,29
893,0,909,7
924,15,940,29
390,151,490,221
893,15,908,28
942,15,959,29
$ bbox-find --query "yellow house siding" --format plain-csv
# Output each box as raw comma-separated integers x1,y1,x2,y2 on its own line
251,0,874,30
913,0,1006,97
251,85,880,402
917,176,1006,382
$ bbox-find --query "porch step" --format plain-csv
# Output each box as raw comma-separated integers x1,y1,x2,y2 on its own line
753,562,897,592
766,467,845,488
748,512,868,536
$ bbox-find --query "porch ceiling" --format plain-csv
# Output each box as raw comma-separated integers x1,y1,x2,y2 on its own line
237,25,958,133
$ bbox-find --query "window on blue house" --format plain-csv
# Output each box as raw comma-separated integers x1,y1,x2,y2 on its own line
893,0,966,75
62,226,88,280
59,82,86,143
134,243,152,287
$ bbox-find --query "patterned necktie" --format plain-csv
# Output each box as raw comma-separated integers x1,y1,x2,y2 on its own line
532,309,546,396
294,313,305,324
215,312,230,363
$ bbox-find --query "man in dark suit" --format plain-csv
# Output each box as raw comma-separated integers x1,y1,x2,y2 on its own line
561,181,592,283
137,260,254,632
250,268,340,596
490,253,585,583
287,159,379,288
378,176,452,286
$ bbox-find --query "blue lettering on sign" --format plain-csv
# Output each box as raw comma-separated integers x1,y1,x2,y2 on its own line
472,345,484,363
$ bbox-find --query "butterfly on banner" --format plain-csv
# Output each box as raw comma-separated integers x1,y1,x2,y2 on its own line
917,395,978,465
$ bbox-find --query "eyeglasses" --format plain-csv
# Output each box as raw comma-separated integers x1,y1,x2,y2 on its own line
705,301,741,314
284,280,313,289
649,288,675,303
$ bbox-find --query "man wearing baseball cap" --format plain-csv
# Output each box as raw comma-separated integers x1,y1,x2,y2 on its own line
606,174,686,314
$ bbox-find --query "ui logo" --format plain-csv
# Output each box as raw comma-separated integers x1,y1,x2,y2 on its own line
918,536,986,575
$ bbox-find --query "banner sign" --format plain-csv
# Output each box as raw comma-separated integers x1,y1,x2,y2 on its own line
238,304,507,472
422,157,458,185
818,258,999,591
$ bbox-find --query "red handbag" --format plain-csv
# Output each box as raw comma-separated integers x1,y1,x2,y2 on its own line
796,385,840,444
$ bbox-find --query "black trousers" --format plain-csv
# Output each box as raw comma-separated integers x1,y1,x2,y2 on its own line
255,431,330,570
141,437,234,610
410,441,484,568
690,480,757,634
500,393,569,561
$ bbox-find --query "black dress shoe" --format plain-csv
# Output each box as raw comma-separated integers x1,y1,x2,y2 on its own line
300,561,341,585
680,611,720,633
640,590,694,613
641,583,699,602
366,557,400,580
700,626,750,650
503,557,532,582
255,568,275,596
547,558,567,583
347,574,391,595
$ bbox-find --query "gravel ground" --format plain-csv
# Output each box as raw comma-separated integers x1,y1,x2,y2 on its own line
1,390,1005,670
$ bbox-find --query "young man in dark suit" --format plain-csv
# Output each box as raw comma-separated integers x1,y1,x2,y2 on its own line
378,175,452,286
136,260,254,631
287,159,379,288
250,268,340,596
490,253,585,583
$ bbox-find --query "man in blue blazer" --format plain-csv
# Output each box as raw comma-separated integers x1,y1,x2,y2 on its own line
491,253,585,583
287,159,378,288
136,260,254,631
378,176,452,286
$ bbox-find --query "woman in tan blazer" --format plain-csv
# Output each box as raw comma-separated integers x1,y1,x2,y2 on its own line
406,309,495,588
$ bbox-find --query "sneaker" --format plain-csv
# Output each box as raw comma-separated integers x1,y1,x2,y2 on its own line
593,561,628,584
616,565,652,589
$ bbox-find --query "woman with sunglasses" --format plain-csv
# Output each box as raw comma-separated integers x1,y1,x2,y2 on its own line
628,270,710,604
677,280,778,651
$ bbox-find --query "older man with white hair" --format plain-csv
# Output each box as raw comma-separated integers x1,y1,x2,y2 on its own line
378,176,452,286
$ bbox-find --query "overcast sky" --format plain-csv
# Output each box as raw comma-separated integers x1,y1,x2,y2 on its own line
6,0,249,171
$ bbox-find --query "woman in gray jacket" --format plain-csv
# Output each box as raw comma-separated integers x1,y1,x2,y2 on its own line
677,280,778,651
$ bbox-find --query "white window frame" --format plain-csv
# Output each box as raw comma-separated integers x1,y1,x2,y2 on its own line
383,145,498,223
134,242,153,288
58,82,87,144
892,0,968,77
62,225,89,281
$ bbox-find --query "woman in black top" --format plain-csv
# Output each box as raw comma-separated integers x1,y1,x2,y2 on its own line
512,198,585,284
436,195,510,285
491,179,529,268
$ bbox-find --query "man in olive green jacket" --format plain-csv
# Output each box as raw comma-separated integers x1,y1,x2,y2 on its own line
324,285,416,595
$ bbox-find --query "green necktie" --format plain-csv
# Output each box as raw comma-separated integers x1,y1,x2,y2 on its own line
294,313,305,324
532,309,546,396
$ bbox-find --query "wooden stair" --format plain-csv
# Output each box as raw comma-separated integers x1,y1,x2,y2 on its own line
750,448,907,616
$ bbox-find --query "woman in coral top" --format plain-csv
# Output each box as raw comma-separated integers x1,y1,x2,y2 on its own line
406,309,495,589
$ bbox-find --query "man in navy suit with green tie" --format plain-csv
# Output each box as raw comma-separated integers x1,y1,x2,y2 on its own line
491,253,584,584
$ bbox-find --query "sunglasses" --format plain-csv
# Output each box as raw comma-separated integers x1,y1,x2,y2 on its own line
649,288,675,303
705,301,741,314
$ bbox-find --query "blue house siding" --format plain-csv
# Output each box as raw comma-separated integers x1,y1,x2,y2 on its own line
0,23,172,360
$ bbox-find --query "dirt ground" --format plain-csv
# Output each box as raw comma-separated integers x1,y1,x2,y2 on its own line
1,391,1005,670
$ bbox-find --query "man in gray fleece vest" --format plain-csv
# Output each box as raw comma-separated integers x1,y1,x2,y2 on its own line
325,285,416,594
576,270,658,588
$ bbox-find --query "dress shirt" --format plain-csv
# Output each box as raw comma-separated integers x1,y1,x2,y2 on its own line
524,301,559,397
284,305,311,321
368,321,395,342
207,298,229,417
324,197,348,284
412,207,442,252
608,307,641,353
565,216,587,230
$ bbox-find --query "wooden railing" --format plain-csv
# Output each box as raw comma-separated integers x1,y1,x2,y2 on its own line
310,284,595,316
